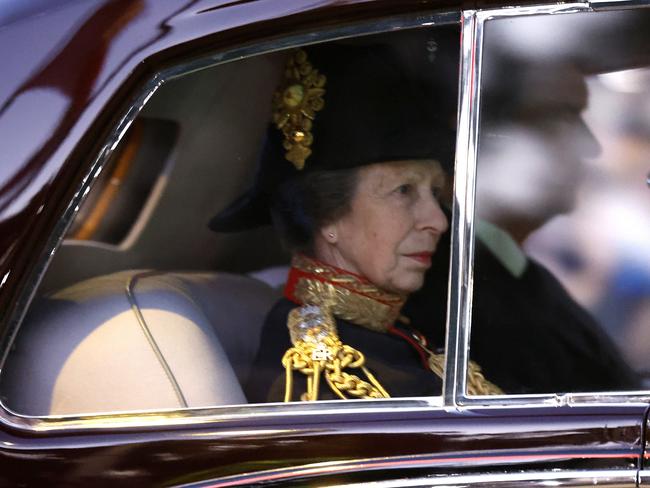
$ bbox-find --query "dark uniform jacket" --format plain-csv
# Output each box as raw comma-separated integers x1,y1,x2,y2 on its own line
244,234,639,403
245,298,443,403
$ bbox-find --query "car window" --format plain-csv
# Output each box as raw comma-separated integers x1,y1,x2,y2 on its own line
0,23,462,416
469,8,650,396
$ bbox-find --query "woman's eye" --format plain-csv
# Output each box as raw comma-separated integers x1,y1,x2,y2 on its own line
431,186,442,199
396,184,412,195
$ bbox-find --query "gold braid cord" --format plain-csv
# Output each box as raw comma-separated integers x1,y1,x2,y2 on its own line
422,342,504,396
282,305,389,401
466,360,504,395
283,255,503,399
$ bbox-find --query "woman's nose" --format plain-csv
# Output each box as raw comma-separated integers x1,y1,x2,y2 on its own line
417,196,449,234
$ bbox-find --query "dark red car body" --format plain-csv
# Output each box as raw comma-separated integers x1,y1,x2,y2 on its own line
0,1,648,486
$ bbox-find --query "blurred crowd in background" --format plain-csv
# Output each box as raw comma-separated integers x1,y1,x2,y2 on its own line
475,10,650,377
526,70,650,374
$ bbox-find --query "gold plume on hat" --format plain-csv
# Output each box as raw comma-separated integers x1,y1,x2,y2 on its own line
272,49,326,170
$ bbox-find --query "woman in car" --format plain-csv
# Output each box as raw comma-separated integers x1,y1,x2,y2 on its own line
211,39,638,402
210,40,503,402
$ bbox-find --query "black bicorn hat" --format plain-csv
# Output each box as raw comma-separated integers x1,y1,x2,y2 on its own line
210,30,458,232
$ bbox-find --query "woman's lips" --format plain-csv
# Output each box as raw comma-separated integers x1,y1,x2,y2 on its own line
404,252,433,266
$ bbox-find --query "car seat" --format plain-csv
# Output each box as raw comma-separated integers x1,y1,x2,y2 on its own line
0,270,280,416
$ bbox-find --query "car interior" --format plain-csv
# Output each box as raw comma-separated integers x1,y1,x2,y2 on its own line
1,10,649,417
1,51,294,415
0,26,463,416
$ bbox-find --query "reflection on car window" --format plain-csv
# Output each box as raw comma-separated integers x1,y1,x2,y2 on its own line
470,9,650,395
0,24,463,416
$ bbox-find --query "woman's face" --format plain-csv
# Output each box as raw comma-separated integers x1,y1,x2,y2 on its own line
318,160,449,294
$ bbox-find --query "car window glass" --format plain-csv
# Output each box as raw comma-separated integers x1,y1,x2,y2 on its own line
469,9,650,396
0,24,461,416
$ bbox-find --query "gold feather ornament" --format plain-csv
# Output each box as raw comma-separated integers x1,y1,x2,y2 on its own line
272,49,326,170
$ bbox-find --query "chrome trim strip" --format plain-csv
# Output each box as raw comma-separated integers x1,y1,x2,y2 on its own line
4,397,445,433
591,0,650,10
478,2,591,21
182,467,638,488
125,272,188,408
327,470,637,488
444,9,477,407
457,4,484,409
162,11,460,83
0,10,458,432
5,395,647,433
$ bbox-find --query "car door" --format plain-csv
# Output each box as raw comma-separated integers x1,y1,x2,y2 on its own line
0,1,648,486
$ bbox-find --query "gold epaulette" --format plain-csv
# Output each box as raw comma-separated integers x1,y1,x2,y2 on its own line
282,305,390,401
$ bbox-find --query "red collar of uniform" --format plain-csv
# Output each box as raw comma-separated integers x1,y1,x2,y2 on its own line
284,254,406,332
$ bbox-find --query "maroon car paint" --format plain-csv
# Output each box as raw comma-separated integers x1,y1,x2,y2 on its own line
0,1,647,486
0,405,645,485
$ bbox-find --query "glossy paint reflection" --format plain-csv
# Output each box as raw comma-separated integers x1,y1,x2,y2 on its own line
0,404,642,485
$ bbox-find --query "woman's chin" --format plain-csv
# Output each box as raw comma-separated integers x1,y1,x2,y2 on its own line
386,272,427,295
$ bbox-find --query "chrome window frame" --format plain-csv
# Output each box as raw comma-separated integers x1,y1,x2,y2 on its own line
453,0,650,406
0,9,460,433
2,0,650,435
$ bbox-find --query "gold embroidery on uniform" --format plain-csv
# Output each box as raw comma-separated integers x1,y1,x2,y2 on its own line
283,255,504,400
292,254,406,332
272,49,326,170
283,305,389,401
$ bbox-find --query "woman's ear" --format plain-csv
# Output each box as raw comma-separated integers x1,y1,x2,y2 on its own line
320,224,338,244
